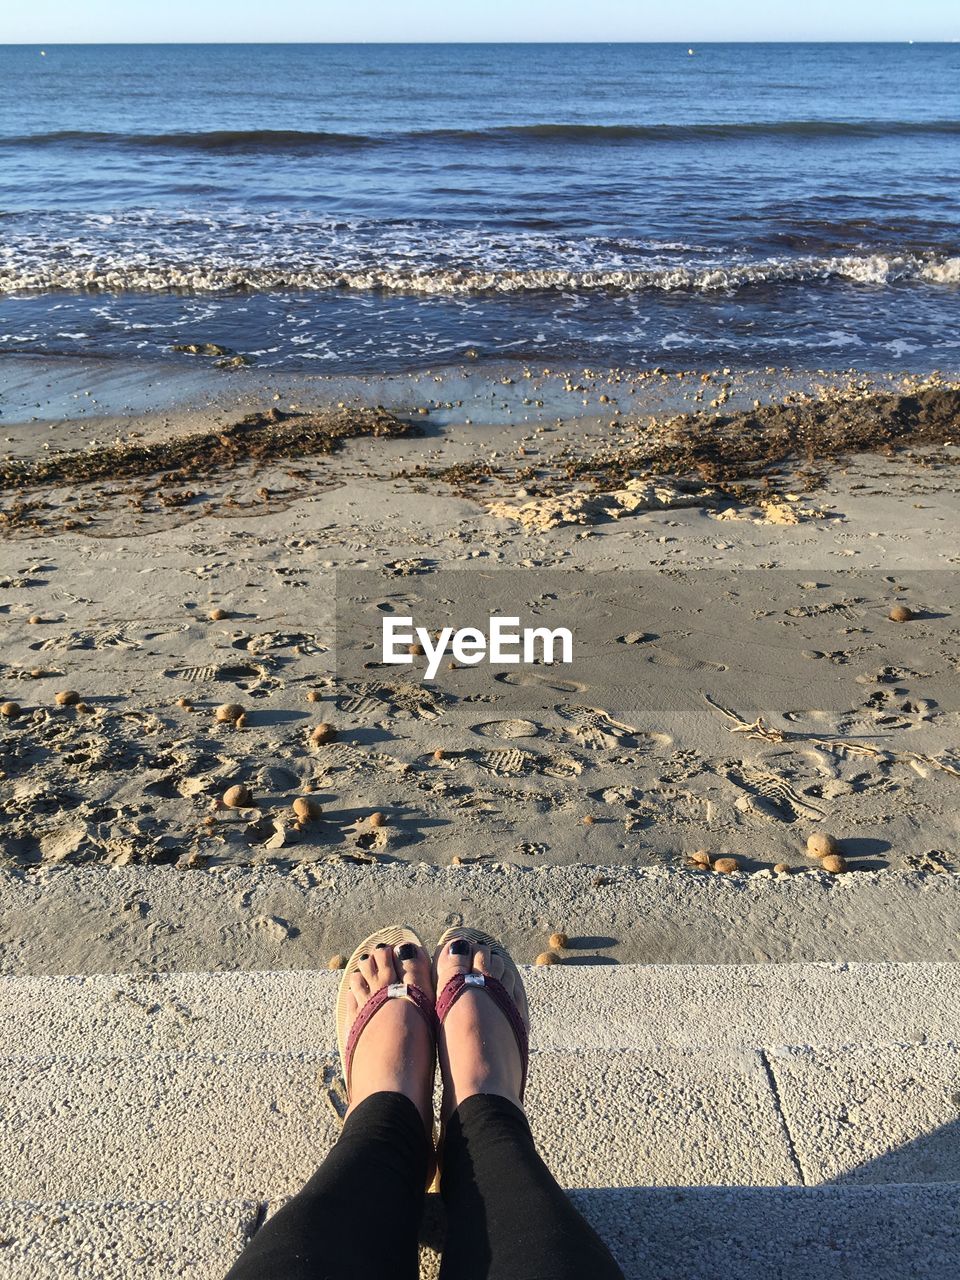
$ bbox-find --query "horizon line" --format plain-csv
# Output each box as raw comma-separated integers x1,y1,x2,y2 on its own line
2,38,959,46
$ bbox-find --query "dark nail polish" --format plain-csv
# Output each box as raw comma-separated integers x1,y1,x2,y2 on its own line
397,942,418,961
449,939,470,955
359,953,369,961
375,942,389,950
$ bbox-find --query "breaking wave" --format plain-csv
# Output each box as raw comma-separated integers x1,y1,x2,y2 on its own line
2,252,959,296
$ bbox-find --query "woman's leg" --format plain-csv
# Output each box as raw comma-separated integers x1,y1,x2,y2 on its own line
225,940,436,1280
225,1090,428,1280
435,939,625,1280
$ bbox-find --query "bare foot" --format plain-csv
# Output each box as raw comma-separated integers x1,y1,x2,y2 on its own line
435,937,529,1120
343,940,435,1132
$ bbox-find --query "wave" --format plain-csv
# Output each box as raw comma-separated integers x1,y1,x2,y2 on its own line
2,252,959,296
5,119,960,152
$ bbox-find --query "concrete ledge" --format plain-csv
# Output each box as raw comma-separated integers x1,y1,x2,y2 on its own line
0,1046,796,1198
0,1199,259,1280
1,963,957,1055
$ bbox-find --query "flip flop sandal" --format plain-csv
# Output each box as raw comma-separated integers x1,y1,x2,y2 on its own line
336,924,437,1104
433,925,530,1100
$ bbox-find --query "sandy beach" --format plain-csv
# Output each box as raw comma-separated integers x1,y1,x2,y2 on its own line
2,358,958,962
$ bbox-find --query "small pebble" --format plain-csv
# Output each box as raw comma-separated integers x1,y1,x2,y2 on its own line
223,784,255,809
311,722,337,745
581,814,595,826
307,690,322,703
27,615,41,625
821,854,847,874
327,954,346,971
806,831,840,859
712,857,739,874
369,811,386,828
208,607,227,621
888,604,913,622
0,702,21,719
433,748,446,761
292,796,322,822
55,690,80,707
215,702,244,723
774,863,791,874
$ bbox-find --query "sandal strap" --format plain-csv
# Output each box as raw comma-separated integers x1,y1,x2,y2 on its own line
436,972,529,1099
344,982,437,1096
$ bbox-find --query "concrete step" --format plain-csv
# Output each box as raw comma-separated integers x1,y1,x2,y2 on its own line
2,963,958,1054
2,1186,959,1280
2,963,959,1276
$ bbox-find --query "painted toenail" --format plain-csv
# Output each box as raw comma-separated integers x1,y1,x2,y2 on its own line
375,942,389,950
396,942,418,961
450,939,470,955
359,953,369,961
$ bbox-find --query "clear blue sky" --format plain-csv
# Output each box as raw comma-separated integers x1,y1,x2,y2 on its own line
3,0,957,43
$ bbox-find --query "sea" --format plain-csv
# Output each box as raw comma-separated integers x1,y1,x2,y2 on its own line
1,42,958,374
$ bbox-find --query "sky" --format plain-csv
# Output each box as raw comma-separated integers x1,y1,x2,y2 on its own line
3,0,957,44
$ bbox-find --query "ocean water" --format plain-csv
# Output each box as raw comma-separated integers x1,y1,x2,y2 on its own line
1,42,958,373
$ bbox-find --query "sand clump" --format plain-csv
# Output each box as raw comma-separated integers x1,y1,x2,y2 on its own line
807,832,841,859
822,854,848,874
487,480,714,530
292,796,322,823
222,785,255,810
712,857,739,875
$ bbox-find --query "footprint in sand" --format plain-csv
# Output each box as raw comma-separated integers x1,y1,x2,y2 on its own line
473,747,583,778
641,647,728,674
471,719,542,739
554,704,653,750
494,671,587,694
723,763,826,823
32,624,142,652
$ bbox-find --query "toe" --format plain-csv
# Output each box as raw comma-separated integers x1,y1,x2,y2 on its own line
373,941,398,983
436,935,474,989
358,943,395,989
395,941,433,999
349,971,370,1003
473,944,493,977
485,947,507,983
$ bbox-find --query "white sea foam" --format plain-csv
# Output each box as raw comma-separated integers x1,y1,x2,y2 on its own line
2,251,959,296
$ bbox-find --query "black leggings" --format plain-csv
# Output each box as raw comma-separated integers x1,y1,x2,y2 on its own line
224,1090,625,1280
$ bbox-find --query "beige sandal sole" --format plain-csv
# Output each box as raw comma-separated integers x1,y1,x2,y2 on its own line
335,923,427,1096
